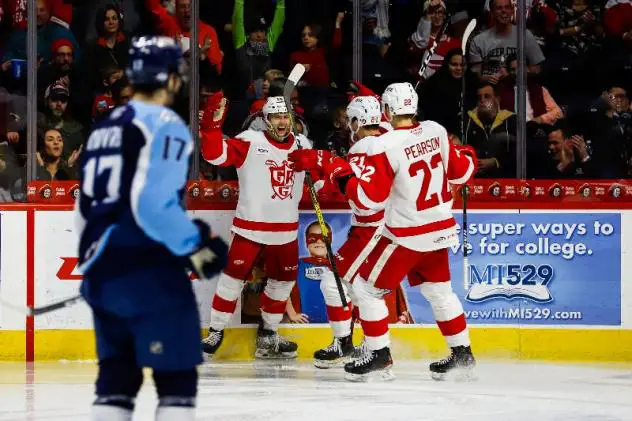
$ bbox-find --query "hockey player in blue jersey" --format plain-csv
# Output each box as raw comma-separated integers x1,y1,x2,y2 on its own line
75,36,228,421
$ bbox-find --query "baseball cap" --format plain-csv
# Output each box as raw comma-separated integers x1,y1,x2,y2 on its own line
45,83,70,101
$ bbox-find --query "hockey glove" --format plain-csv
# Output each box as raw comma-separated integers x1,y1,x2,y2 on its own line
323,156,354,193
200,92,229,131
288,149,331,172
188,220,228,280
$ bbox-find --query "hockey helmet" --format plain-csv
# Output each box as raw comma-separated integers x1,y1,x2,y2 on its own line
347,96,382,129
126,36,187,85
381,82,418,117
262,96,289,119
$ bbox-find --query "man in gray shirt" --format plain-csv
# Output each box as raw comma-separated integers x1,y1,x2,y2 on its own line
469,0,545,84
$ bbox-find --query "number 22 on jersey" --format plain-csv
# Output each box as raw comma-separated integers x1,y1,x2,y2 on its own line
408,153,451,211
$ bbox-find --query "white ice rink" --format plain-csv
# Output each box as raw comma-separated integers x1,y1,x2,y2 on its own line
0,360,631,421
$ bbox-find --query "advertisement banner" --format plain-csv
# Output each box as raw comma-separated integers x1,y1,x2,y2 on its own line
290,211,621,327
420,212,622,326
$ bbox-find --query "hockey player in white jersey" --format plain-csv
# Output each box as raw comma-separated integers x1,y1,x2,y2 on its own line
313,82,478,381
289,96,389,367
200,95,318,358
76,36,228,421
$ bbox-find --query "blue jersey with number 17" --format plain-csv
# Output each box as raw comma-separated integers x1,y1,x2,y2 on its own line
75,100,201,275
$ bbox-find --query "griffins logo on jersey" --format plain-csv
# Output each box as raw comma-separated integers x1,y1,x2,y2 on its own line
266,159,295,199
465,264,553,304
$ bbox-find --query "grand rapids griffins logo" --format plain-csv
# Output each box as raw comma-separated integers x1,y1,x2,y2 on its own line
266,159,295,199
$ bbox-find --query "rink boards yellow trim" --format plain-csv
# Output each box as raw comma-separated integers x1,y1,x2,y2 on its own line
1,327,632,362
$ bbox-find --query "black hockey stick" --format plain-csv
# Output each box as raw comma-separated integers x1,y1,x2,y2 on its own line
414,17,450,90
1,294,83,316
283,64,349,310
462,185,470,290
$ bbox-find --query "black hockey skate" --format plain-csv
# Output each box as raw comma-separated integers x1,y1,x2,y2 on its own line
429,346,476,381
344,347,395,382
313,335,354,369
201,327,224,357
255,325,298,359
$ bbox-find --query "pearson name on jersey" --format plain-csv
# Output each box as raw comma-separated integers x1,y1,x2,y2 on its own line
346,120,475,252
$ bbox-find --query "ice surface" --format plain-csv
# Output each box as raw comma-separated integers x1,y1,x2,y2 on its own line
0,360,631,421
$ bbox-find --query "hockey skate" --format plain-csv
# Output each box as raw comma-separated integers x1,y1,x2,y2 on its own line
429,346,476,381
313,335,354,369
350,337,368,360
344,347,395,382
201,327,224,357
255,326,298,359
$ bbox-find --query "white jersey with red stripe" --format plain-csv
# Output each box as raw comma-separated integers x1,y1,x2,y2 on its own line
347,132,389,227
346,120,475,252
203,129,311,245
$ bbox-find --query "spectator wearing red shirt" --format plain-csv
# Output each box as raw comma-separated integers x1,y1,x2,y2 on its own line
146,0,223,73
289,13,345,89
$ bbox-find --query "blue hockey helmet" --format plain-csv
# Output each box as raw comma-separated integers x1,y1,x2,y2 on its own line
126,36,188,85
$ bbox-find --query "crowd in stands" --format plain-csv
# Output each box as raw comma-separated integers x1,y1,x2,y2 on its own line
0,0,630,200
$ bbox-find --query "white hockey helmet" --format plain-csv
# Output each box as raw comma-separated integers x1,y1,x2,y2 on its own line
347,96,382,129
262,96,289,120
381,82,418,117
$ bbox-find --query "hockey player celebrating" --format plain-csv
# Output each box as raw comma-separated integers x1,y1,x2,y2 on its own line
290,96,388,368
293,82,477,381
200,95,317,359
76,36,228,420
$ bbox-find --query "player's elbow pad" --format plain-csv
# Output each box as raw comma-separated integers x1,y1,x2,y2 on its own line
188,220,228,280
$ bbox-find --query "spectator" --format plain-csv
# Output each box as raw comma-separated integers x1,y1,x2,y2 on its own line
546,0,605,97
73,0,141,44
2,0,80,69
497,54,563,125
146,0,224,73
582,84,632,178
36,128,78,181
408,0,461,81
111,76,133,107
469,0,545,84
92,65,124,122
289,14,344,89
464,82,517,177
318,104,351,157
604,0,632,44
249,69,285,114
420,48,478,136
535,121,595,178
232,0,286,93
38,38,90,121
38,83,84,160
87,4,131,79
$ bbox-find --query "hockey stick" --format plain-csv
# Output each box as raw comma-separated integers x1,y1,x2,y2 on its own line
283,64,349,310
462,185,470,290
460,19,477,140
414,17,450,90
1,294,83,316
460,20,476,291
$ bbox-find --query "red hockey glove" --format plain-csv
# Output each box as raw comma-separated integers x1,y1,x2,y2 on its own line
454,144,477,161
288,149,331,172
200,92,229,131
323,155,354,185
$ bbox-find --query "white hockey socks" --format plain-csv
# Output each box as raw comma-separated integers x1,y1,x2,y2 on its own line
260,279,294,331
420,282,470,347
91,405,132,421
320,270,352,338
155,406,195,421
353,277,390,351
210,273,245,331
